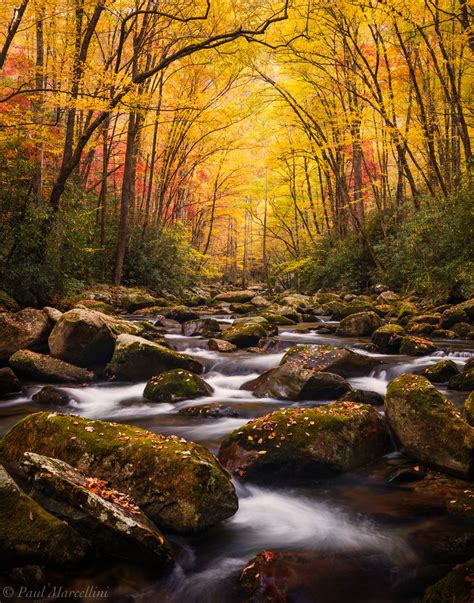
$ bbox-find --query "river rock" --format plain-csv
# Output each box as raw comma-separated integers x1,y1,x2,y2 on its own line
259,311,295,325
10,350,94,383
385,374,474,479
251,295,271,308
233,316,278,336
218,402,389,481
0,308,52,360
162,305,199,323
179,404,239,418
338,388,385,406
0,464,88,566
320,300,349,320
32,386,75,406
182,318,220,337
48,308,141,368
420,558,474,603
213,290,255,303
75,299,117,315
421,360,459,383
144,369,213,403
371,324,405,353
108,334,203,380
336,311,382,337
22,453,173,568
281,345,380,377
399,335,437,356
430,329,457,339
43,306,63,323
243,363,351,401
0,367,21,396
1,412,238,533
222,323,268,348
448,367,474,391
406,322,434,336
440,299,474,328
208,338,237,353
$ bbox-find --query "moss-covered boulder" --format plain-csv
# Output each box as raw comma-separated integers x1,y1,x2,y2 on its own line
162,305,199,323
179,404,239,418
451,322,471,337
0,308,52,360
448,368,474,391
0,367,21,396
281,345,380,377
22,453,173,568
0,290,20,312
10,350,94,383
208,338,237,353
0,464,88,566
397,302,418,323
431,329,457,338
399,335,437,356
371,324,405,353
336,311,382,337
1,412,238,533
242,363,352,401
108,334,203,381
463,392,474,426
218,403,389,481
74,299,117,314
421,558,474,603
32,386,74,406
406,322,434,336
230,302,255,314
48,308,141,368
320,301,349,320
144,369,213,403
441,299,474,328
182,318,220,337
385,374,474,478
409,313,441,326
259,311,295,326
213,290,255,303
222,323,268,348
421,360,460,383
251,295,271,308
338,388,384,406
376,291,400,305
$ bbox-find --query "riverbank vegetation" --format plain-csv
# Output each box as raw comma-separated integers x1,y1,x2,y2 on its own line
0,0,472,305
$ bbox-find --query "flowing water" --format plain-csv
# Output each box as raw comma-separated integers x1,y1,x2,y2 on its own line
1,317,473,602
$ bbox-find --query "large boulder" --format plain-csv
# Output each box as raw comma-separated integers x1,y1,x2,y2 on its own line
108,334,203,381
399,335,437,356
371,324,405,353
280,345,380,377
48,308,140,368
22,453,173,568
1,412,238,533
0,308,51,360
10,350,94,383
0,464,88,566
448,367,474,391
421,360,459,383
242,363,351,401
440,299,474,328
213,290,255,303
144,369,213,403
32,386,75,406
208,338,237,353
0,367,21,396
218,402,389,481
182,318,220,337
251,295,271,308
222,323,268,348
385,374,474,479
259,311,295,326
162,305,199,323
336,311,382,337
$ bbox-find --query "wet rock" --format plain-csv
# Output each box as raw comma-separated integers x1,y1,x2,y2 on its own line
222,323,268,348
0,289,20,312
251,295,271,308
385,374,474,479
22,453,173,568
0,309,52,361
422,360,460,383
144,369,213,403
463,392,474,426
338,388,385,406
48,308,141,368
387,464,426,484
259,311,295,326
336,311,382,337
0,367,21,396
399,335,437,356
178,404,239,418
10,350,94,383
420,558,474,603
32,386,75,406
208,338,237,353
2,412,238,533
182,318,220,337
243,363,352,401
213,290,255,303
281,344,380,377
448,367,474,391
161,305,199,323
431,329,457,339
219,402,389,481
451,322,471,337
406,322,434,336
371,324,405,353
233,316,278,337
0,464,88,566
108,334,203,381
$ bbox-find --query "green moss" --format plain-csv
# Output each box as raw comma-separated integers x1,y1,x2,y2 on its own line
421,558,474,602
144,369,212,403
259,312,295,326
422,360,459,383
449,369,474,391
400,336,437,356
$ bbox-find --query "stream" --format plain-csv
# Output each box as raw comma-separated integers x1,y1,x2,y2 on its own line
0,316,473,602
